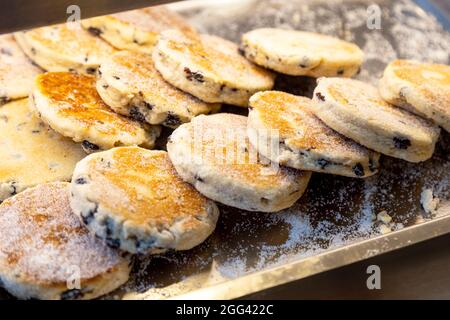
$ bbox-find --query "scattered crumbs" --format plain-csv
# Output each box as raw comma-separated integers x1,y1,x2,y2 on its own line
377,210,392,224
420,188,440,216
379,224,392,235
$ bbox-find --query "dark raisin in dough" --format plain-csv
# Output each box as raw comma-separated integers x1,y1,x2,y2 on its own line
315,92,326,101
0,48,12,56
105,217,115,236
104,217,121,249
105,237,121,249
393,137,411,149
60,289,84,300
10,182,17,196
82,140,100,152
352,163,365,177
194,174,204,183
317,158,329,169
75,177,87,184
135,237,156,252
82,204,98,225
129,107,146,123
142,101,154,110
87,27,102,36
82,213,94,225
164,113,181,127
86,67,96,75
0,96,10,104
184,67,205,83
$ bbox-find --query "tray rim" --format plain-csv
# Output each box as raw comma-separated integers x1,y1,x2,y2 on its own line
124,208,449,299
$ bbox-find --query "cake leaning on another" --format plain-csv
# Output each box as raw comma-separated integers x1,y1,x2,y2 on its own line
167,113,311,212
30,72,160,153
97,50,220,129
70,147,220,254
14,24,116,74
248,91,380,178
153,30,275,107
312,77,441,163
82,6,197,53
379,59,450,132
0,34,42,104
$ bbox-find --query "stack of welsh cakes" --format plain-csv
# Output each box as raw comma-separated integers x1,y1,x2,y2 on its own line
0,5,448,299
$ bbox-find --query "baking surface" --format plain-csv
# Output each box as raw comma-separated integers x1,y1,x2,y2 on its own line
1,0,449,299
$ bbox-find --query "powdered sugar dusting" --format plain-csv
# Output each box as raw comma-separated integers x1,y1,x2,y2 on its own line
0,182,124,285
178,0,449,85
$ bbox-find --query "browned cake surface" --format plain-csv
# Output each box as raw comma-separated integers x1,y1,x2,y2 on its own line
0,99,85,188
179,113,308,189
0,182,124,285
390,60,450,113
35,72,145,137
250,91,373,161
112,6,196,36
164,30,274,88
324,78,439,138
81,148,212,228
21,24,115,63
106,51,219,116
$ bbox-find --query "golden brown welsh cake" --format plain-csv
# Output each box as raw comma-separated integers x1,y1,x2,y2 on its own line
70,147,219,254
167,113,311,212
153,30,275,107
0,182,130,300
0,99,85,202
31,72,160,153
97,50,220,128
0,34,42,103
82,6,197,53
14,24,116,74
312,77,441,162
248,91,380,178
379,59,450,132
